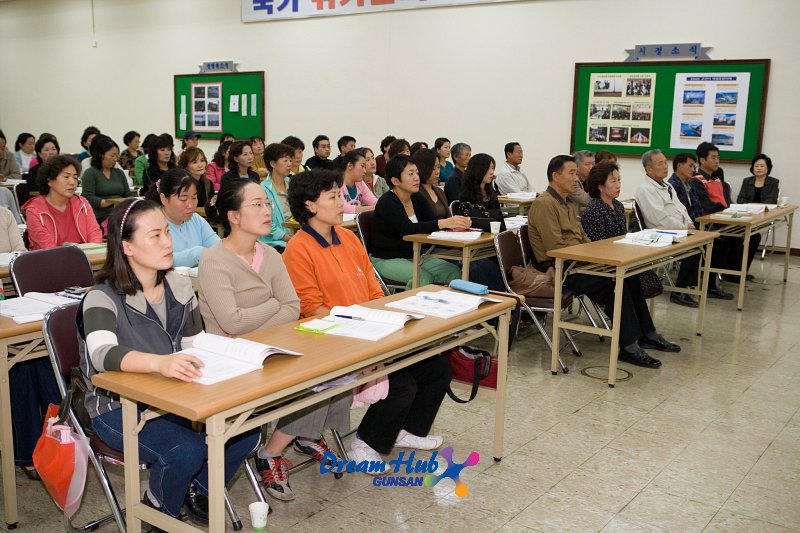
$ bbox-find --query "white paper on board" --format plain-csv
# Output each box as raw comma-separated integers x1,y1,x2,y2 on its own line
179,114,187,130
250,94,257,116
241,94,247,116
229,95,239,112
180,95,186,114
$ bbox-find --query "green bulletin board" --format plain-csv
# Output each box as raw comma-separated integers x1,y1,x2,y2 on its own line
570,60,769,161
174,71,265,140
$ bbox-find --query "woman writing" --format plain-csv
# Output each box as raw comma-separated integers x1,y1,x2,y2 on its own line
339,150,377,214
81,135,134,223
23,155,103,249
79,198,259,528
145,168,219,267
220,140,259,189
177,147,216,208
259,143,294,251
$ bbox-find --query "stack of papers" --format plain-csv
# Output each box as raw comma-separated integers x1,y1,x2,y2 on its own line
0,292,78,323
505,216,528,231
615,230,687,247
428,231,483,241
505,192,537,200
343,213,357,222
724,204,767,215
386,290,501,319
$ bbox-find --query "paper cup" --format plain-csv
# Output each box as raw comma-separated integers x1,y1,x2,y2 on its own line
173,266,191,276
249,501,269,530
779,196,789,207
490,221,502,234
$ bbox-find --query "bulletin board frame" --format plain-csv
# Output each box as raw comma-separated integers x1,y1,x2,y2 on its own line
174,71,265,140
570,59,770,162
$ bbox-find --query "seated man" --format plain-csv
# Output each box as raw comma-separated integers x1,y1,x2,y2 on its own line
304,134,335,170
635,149,732,305
528,155,679,369
567,150,593,207
494,142,532,194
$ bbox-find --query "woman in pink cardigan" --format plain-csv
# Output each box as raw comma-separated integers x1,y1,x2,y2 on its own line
338,150,377,214
22,155,103,249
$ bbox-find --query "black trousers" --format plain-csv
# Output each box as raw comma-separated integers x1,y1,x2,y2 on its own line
357,355,452,454
675,254,719,290
718,234,761,273
565,273,656,348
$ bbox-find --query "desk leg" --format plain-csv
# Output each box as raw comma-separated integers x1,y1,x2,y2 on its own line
0,340,19,529
737,226,751,311
121,398,143,533
206,415,227,533
492,310,509,462
411,242,421,289
461,248,471,281
607,267,625,388
550,258,564,375
696,240,713,336
784,213,794,282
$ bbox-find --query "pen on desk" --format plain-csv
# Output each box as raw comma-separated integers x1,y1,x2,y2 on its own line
332,314,365,321
655,230,677,235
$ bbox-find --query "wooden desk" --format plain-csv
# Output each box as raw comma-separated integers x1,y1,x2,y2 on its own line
697,205,796,310
548,230,719,387
0,317,49,529
92,286,516,533
403,233,497,288
282,218,358,234
497,195,535,216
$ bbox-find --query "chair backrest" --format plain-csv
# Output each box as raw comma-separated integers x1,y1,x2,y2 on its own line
493,230,524,292
14,183,32,218
631,199,646,230
518,226,534,266
42,303,81,398
355,211,374,253
10,246,94,295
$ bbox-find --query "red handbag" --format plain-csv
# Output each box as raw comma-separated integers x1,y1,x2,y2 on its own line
446,346,497,403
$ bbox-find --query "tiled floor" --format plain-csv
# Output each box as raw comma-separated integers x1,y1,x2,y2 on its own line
2,255,799,532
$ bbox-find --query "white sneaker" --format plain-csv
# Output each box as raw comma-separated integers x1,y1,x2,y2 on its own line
394,430,443,450
349,436,390,475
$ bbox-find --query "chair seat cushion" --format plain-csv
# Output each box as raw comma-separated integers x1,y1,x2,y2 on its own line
525,288,574,310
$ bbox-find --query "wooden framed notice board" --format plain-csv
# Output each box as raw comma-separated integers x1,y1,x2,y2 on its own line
571,59,770,161
174,71,265,140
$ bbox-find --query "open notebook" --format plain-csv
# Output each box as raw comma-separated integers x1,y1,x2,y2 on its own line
0,292,81,323
181,332,302,385
385,290,501,319
295,304,423,341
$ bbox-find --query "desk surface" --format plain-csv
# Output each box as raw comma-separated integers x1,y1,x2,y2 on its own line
497,195,536,205
696,205,797,227
93,285,517,421
404,232,495,248
282,218,357,231
0,315,44,339
548,230,719,267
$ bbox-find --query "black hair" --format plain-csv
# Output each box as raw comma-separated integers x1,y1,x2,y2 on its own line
354,147,374,159
205,179,254,233
147,134,176,170
249,135,265,145
546,155,576,182
287,169,344,225
750,153,773,175
461,153,497,205
177,146,207,169
281,135,305,152
504,142,520,157
123,130,140,146
387,138,411,159
220,132,235,143
15,132,34,151
144,167,197,204
434,137,450,151
227,140,253,171
411,148,438,185
263,143,295,172
380,135,396,152
212,140,233,167
0,130,4,142
37,155,81,195
80,126,100,148
595,149,617,165
89,135,119,170
312,135,329,150
35,134,60,158
696,141,719,161
672,152,697,172
336,150,365,172
587,161,620,199
410,142,428,155
140,133,158,154
386,154,415,188
95,198,166,296
337,135,356,151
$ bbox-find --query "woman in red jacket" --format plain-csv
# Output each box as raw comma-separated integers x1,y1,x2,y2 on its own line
22,155,103,249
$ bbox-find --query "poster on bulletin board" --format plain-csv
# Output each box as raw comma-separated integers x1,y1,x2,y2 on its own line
174,71,265,140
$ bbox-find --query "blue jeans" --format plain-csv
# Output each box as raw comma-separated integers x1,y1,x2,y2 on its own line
93,409,259,518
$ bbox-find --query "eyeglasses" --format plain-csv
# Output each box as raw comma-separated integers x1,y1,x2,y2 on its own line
242,200,273,211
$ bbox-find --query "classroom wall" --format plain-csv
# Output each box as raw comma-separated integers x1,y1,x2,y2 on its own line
1,0,798,243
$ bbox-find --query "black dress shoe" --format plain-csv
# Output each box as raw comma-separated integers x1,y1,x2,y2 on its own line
20,466,41,481
184,486,209,525
619,348,662,369
640,334,681,353
746,274,755,281
141,494,168,533
669,293,698,308
708,287,734,300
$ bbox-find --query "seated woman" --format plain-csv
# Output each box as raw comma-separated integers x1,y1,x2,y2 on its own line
177,147,216,208
257,143,294,252
0,129,21,182
250,136,269,180
206,140,232,191
220,140,259,189
79,135,135,223
284,168,451,471
412,148,448,218
339,150,377,214
133,133,157,187
14,132,36,173
0,205,24,252
22,155,103,249
145,168,219,267
435,137,454,183
25,134,59,190
80,198,259,528
737,153,780,204
281,136,308,176
118,130,143,174
357,147,389,198
141,134,176,190
371,155,471,289
197,180,306,500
